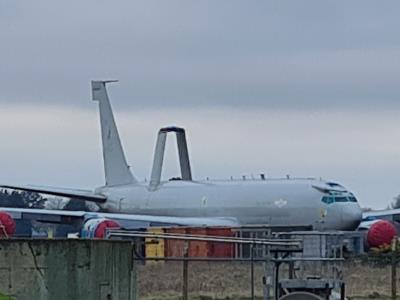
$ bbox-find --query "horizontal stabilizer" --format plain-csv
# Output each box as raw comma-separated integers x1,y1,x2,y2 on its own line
0,185,106,203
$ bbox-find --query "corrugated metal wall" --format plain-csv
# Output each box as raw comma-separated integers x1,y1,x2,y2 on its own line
0,239,137,300
162,227,235,258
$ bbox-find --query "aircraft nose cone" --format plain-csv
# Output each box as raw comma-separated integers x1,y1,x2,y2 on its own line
341,205,362,230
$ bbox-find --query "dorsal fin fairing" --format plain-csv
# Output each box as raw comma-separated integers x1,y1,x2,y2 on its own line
91,80,137,186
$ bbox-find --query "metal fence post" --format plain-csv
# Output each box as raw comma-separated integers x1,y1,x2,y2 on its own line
183,241,189,300
392,237,397,300
251,244,255,300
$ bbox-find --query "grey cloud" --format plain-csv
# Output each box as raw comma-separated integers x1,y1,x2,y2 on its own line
1,1,400,110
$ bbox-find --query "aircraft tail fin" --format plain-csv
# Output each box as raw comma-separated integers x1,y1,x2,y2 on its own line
91,80,137,186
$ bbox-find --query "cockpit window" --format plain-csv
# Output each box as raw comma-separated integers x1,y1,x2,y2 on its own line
321,196,334,204
335,197,347,202
348,196,357,202
321,195,358,204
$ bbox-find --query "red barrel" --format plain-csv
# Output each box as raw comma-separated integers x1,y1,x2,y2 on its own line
0,211,16,237
367,220,397,248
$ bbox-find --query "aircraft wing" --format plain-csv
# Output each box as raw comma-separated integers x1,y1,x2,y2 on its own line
358,219,381,230
0,207,239,227
363,208,400,219
360,208,400,230
98,212,239,227
0,185,106,203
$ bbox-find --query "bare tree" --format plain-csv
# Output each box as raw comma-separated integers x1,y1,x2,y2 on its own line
392,194,400,209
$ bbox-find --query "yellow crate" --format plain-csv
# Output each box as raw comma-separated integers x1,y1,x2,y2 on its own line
145,227,165,263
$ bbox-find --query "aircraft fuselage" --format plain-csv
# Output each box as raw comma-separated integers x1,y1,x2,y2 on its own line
96,178,362,230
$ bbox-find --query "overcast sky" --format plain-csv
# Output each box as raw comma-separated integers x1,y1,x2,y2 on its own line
1,1,400,209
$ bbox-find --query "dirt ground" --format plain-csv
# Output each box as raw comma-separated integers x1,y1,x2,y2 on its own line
137,258,396,300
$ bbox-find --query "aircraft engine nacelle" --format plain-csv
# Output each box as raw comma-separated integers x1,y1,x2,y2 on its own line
81,218,120,239
0,211,16,237
367,220,397,248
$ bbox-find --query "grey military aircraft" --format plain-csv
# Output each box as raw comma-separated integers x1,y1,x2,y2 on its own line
0,81,362,230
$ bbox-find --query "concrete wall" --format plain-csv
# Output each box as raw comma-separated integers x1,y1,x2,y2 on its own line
0,239,136,300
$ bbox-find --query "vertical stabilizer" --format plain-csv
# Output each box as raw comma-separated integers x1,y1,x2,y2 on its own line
91,80,136,186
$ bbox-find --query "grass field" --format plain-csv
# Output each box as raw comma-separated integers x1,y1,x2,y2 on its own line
0,293,12,300
137,260,397,300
